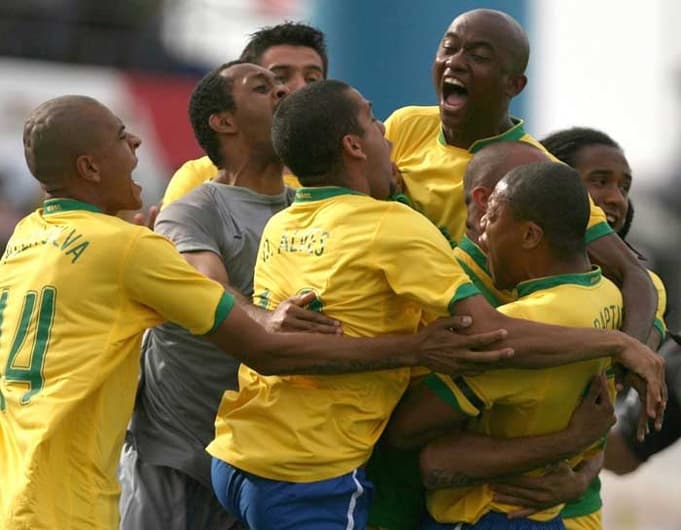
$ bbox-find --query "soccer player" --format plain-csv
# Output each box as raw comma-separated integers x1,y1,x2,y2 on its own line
541,126,667,348
367,142,612,530
119,60,341,530
161,21,327,207
388,161,624,529
385,8,658,344
0,94,528,530
206,80,665,530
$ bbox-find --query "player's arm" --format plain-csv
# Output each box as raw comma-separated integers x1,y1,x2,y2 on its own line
415,374,614,489
587,232,657,343
491,453,604,520
182,250,340,334
605,337,681,474
453,295,666,429
206,301,513,376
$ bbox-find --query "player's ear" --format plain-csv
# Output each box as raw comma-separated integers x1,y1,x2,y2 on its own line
522,221,543,249
471,186,492,210
209,112,237,134
75,154,101,183
341,133,366,161
505,74,527,98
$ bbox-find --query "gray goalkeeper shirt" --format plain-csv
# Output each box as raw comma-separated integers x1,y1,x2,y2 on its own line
129,182,295,487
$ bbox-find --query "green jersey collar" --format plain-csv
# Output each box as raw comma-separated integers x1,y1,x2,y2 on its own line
43,198,103,215
294,186,366,203
517,267,602,298
458,235,489,272
438,117,526,153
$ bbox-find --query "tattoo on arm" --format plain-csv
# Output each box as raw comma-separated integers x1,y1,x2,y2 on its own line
275,356,409,375
425,468,477,489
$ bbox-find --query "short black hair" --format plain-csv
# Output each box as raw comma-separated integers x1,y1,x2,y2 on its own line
188,60,244,168
499,161,589,259
271,80,362,185
540,127,621,168
23,95,104,187
240,22,328,77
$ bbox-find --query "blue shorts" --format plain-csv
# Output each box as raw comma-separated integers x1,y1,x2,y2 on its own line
211,458,373,530
422,511,566,530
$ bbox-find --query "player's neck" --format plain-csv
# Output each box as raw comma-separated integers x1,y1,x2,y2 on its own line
523,253,592,282
43,188,107,213
220,154,285,196
442,114,515,150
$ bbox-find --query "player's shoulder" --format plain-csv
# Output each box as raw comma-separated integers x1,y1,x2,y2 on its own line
386,105,440,127
162,156,217,208
518,133,557,160
173,156,217,179
159,181,222,218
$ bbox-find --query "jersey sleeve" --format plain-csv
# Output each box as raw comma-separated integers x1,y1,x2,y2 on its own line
585,196,614,244
121,229,234,335
161,157,217,209
155,187,223,257
648,270,668,339
423,301,535,416
372,202,479,318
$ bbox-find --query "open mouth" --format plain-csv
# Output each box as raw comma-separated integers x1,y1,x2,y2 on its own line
441,77,468,110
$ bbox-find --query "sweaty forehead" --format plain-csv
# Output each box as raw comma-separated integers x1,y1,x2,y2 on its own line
260,45,323,69
223,63,275,84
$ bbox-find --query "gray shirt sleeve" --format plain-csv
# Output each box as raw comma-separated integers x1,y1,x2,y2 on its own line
154,185,225,256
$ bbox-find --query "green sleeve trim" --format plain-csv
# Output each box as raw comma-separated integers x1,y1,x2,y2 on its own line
654,318,666,340
561,477,602,518
585,221,614,244
457,259,502,307
424,373,482,416
424,374,473,415
205,292,235,335
458,236,489,272
447,283,481,315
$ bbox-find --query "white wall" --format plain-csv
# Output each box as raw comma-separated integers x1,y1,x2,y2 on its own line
529,0,681,189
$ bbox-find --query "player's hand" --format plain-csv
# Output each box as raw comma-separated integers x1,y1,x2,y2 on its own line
133,205,160,229
565,373,615,451
491,461,588,519
616,337,666,435
416,316,513,375
266,291,342,334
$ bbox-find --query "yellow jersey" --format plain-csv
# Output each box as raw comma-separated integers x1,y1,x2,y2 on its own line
454,235,515,307
424,267,622,524
564,511,602,530
207,186,479,482
385,106,612,244
0,198,233,530
161,155,301,208
649,270,667,340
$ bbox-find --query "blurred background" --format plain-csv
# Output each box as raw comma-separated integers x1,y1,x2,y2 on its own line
0,1,678,526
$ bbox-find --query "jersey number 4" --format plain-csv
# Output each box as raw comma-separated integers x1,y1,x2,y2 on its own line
0,286,56,410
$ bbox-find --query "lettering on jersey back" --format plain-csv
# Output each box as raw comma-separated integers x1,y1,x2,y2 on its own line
593,304,623,329
261,229,330,263
2,226,90,264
